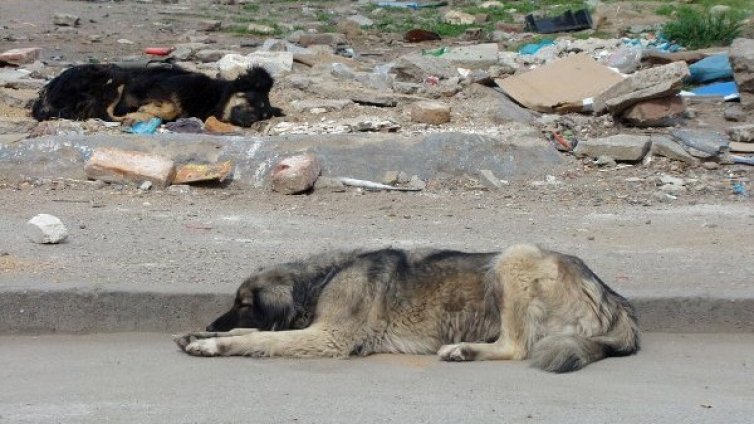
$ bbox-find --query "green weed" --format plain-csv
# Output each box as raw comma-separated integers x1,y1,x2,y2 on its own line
662,7,743,49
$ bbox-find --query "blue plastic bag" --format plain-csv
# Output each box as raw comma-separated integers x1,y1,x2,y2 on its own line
689,54,733,83
690,81,738,99
126,117,162,134
518,39,555,55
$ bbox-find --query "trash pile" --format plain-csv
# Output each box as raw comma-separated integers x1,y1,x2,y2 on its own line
0,0,752,197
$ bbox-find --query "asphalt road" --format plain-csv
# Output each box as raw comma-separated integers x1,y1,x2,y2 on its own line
1,333,752,424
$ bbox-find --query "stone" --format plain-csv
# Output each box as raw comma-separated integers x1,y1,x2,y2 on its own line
594,156,617,167
168,185,192,195
410,101,451,125
574,134,651,162
394,53,458,82
217,52,293,78
443,10,475,25
28,120,86,138
25,214,69,244
724,104,747,122
620,96,686,127
408,175,426,190
290,99,352,113
729,38,754,95
117,39,135,45
727,124,754,142
139,181,153,191
439,43,499,68
84,148,176,188
271,154,321,194
247,23,276,35
169,43,208,61
195,49,237,63
0,47,42,65
671,128,729,157
53,13,80,27
199,20,222,32
479,1,503,8
351,94,397,107
593,61,690,114
297,33,346,47
0,88,34,108
355,72,393,91
286,74,311,90
650,135,700,165
393,82,422,95
702,161,720,170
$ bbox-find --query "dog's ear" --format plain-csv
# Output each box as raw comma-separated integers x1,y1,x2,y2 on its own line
253,285,294,331
234,67,274,93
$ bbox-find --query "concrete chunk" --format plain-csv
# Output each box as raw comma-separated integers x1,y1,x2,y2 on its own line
727,124,754,142
729,38,754,94
410,101,451,125
84,148,176,187
0,48,42,65
440,43,499,68
394,54,458,82
650,136,699,165
53,13,80,27
271,154,321,194
594,61,690,114
25,214,68,244
574,134,651,162
621,96,685,127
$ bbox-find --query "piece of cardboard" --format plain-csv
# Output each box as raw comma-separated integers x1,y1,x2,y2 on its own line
496,54,624,113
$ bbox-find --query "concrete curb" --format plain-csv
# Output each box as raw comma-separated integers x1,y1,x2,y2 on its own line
1,288,752,334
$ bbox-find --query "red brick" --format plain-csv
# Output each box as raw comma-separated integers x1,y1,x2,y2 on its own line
271,154,320,194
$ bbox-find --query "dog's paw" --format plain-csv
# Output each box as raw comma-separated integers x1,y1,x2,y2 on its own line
173,332,213,350
438,343,475,362
184,338,221,357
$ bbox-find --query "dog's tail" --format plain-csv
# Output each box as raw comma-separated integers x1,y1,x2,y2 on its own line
530,305,639,373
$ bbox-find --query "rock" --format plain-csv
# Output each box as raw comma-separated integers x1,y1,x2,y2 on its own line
408,175,426,190
53,13,80,27
290,99,352,113
574,134,651,162
204,116,240,134
620,96,685,127
351,94,397,107
480,1,503,8
247,23,276,35
117,39,135,45
702,161,720,170
0,47,42,65
199,20,222,32
0,88,35,108
411,101,451,125
28,120,86,138
650,135,700,165
444,10,475,25
440,43,499,68
394,53,458,82
355,72,393,91
168,185,192,195
729,38,754,96
195,49,237,63
593,61,690,114
286,74,311,90
724,104,747,122
660,183,686,196
169,43,208,61
84,147,176,187
25,214,69,244
594,155,617,167
297,33,346,47
727,124,754,142
271,154,321,194
217,52,293,78
393,82,422,95
671,128,729,157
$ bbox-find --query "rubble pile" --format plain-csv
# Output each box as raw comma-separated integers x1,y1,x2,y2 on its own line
0,0,752,199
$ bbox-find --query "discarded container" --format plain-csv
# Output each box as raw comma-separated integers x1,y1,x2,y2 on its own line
525,9,593,34
518,39,555,55
686,81,739,101
144,47,173,56
688,54,733,83
606,44,642,74
127,117,162,134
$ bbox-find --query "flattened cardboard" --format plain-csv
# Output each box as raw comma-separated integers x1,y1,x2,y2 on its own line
496,54,623,113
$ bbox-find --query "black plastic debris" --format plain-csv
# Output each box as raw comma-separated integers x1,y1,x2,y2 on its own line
525,9,593,34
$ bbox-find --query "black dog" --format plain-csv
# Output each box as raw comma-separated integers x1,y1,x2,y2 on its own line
31,64,283,127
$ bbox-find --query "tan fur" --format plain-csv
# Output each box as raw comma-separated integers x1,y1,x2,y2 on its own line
175,245,639,372
221,93,252,122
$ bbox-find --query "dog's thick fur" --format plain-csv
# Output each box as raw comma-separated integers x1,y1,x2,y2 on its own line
31,64,283,127
175,245,639,372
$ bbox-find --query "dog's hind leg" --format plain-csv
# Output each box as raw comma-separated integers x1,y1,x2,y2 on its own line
179,326,352,358
438,244,553,362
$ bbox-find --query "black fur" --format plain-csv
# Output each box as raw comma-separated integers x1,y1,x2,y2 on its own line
31,64,283,127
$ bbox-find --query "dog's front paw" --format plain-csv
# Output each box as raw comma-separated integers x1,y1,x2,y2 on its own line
184,338,221,357
438,343,474,362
